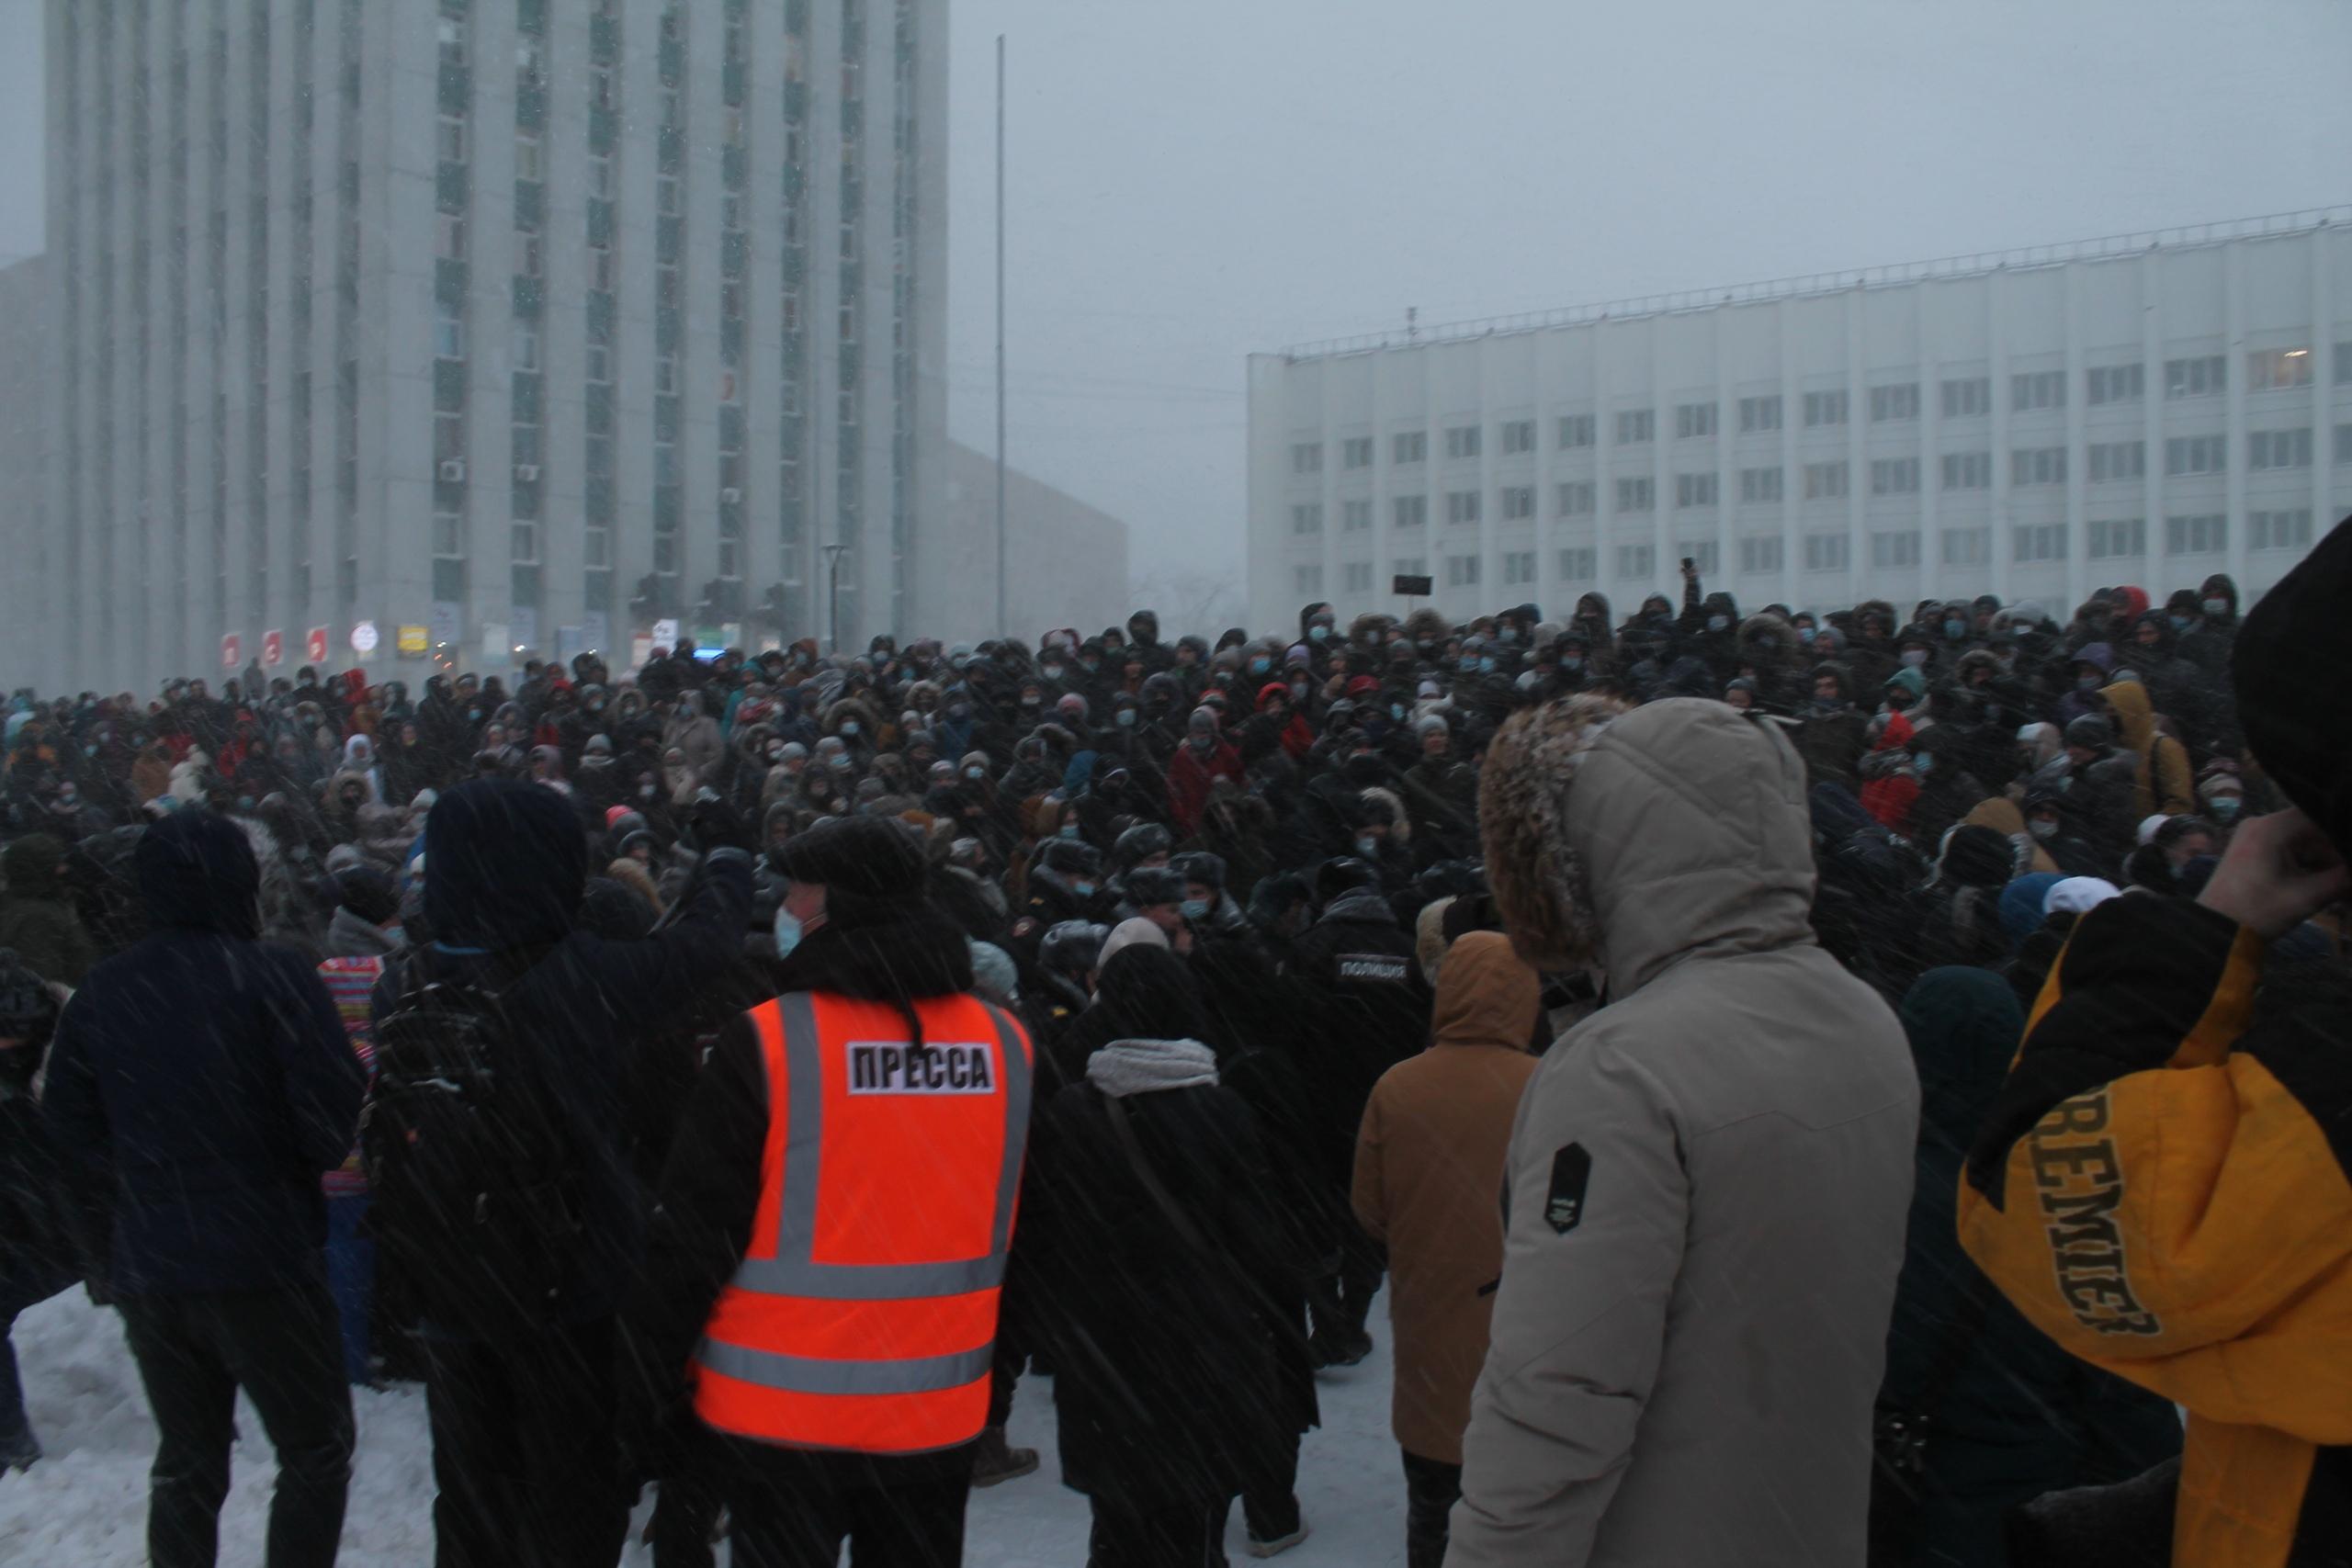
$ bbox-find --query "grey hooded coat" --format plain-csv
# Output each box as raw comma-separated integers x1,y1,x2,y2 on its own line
1451,698,1919,1567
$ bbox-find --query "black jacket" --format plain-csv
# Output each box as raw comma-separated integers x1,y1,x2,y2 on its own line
1025,1067,1295,1506
42,811,366,1296
382,779,752,1330
1284,888,1432,1191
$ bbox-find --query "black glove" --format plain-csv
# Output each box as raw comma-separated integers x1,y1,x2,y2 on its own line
687,795,753,856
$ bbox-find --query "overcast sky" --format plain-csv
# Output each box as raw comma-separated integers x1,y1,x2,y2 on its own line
2,1,2345,597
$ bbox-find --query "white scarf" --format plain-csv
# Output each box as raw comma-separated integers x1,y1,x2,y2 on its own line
1086,1038,1220,1099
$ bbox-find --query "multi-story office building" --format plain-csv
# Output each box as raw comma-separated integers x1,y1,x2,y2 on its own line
1249,209,2350,633
20,0,947,695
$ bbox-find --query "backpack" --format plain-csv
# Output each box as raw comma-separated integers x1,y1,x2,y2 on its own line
360,954,583,1342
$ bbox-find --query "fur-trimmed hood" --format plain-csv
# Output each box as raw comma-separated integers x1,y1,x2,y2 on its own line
821,695,881,739
1479,696,1818,993
1403,608,1451,647
1738,611,1797,664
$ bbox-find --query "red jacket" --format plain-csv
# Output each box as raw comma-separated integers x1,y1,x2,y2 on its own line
1168,737,1243,836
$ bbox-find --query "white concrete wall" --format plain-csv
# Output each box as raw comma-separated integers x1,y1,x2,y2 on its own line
1250,220,2352,632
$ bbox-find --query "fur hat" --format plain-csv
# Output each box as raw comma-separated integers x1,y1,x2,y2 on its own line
1476,693,1630,970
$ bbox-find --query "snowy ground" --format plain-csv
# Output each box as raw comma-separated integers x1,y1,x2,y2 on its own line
1,1287,1408,1565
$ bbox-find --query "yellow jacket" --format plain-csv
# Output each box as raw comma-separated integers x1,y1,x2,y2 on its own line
1957,894,2352,1568
2103,678,2196,818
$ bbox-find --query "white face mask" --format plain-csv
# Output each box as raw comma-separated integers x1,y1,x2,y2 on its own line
2029,818,2060,841
773,907,805,959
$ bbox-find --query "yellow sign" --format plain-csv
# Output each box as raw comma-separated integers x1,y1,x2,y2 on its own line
397,624,431,656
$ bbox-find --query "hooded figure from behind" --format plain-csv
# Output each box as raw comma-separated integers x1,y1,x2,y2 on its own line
378,778,754,1568
1352,931,1544,1568
40,805,368,1568
1453,695,1919,1568
1874,968,2180,1568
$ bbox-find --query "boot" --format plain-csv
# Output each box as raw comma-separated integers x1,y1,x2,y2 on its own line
971,1425,1039,1487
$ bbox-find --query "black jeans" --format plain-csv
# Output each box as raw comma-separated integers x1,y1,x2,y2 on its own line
422,1314,630,1568
1402,1450,1464,1568
1310,1218,1385,1348
119,1274,356,1568
1087,1494,1232,1568
1241,1427,1302,1541
718,1438,974,1568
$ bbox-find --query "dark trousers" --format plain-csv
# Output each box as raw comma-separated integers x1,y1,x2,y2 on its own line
1309,1217,1385,1348
1087,1494,1232,1568
422,1314,629,1568
0,1253,78,1460
718,1438,974,1568
1402,1450,1464,1568
1241,1427,1302,1541
119,1275,356,1568
645,1417,724,1568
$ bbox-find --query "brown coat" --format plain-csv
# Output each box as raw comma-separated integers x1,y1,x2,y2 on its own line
1351,931,1541,1464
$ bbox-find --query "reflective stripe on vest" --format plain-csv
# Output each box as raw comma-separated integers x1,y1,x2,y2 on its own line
691,989,1033,1454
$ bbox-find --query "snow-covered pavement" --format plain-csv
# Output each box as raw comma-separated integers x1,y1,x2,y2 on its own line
1,1287,1408,1565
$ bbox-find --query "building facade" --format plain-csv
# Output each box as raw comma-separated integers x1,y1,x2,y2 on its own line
25,0,947,696
934,439,1130,649
1249,210,2351,634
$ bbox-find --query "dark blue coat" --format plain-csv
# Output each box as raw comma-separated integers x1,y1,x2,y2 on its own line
42,811,365,1296
381,778,752,1330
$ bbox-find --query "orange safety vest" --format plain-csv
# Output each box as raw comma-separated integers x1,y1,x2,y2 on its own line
691,989,1033,1455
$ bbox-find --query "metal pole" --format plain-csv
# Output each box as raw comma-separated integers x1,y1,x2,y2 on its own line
994,33,1008,639
822,545,850,654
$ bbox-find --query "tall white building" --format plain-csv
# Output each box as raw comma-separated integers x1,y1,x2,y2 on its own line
1248,209,2351,633
18,0,948,695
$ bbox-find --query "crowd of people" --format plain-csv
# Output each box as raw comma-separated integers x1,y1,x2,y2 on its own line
0,524,2345,1568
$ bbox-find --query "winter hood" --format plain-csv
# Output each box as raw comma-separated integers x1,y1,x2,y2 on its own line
1482,696,1815,995
135,809,262,939
424,777,588,950
1430,930,1541,1053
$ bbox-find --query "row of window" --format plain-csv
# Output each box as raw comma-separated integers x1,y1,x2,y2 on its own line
1291,425,2352,526
1288,346,2352,477
1290,505,2318,599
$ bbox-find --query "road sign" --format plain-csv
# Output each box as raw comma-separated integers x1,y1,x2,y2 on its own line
350,620,379,655
397,625,429,657
306,626,330,665
650,617,681,648
220,634,241,669
263,630,284,667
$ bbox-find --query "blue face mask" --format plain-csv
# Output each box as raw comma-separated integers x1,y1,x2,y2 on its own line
1074,880,1098,898
1478,657,1497,674
1797,626,1816,645
1250,658,1271,676
1308,625,1330,643
1707,615,1729,633
1564,654,1584,671
773,907,805,959
1913,753,1934,776
2209,795,2241,820
1943,619,1966,640
1180,898,1210,921
1116,709,1136,728
2168,615,2192,633
1059,821,1081,839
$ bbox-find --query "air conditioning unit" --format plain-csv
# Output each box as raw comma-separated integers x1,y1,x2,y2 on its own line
437,459,467,483
514,463,541,483
719,487,742,505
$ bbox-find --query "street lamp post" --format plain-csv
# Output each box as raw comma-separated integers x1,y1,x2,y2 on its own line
822,544,853,654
